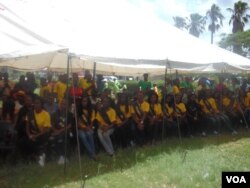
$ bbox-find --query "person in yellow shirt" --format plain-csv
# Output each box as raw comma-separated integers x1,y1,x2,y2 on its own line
200,90,236,135
40,78,52,98
146,91,162,143
77,95,96,160
172,78,180,95
238,89,250,124
161,94,178,137
222,89,239,129
95,96,116,156
79,70,97,96
25,96,51,166
54,74,67,104
113,93,132,148
173,94,190,137
131,91,149,146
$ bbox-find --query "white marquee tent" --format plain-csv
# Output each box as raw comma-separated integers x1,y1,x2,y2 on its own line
1,0,250,76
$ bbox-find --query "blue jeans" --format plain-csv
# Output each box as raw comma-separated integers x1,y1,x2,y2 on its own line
97,128,114,155
78,130,95,157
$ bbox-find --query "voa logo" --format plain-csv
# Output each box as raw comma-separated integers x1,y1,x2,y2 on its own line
226,176,247,184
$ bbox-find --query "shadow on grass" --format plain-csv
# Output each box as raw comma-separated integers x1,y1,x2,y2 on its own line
0,128,249,188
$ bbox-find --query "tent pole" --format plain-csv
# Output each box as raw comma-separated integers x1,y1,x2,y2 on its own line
93,62,96,80
64,53,71,175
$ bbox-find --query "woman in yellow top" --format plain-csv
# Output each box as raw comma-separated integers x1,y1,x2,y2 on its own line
161,94,178,137
146,91,162,143
131,91,149,146
25,96,51,166
222,89,239,128
173,94,190,137
77,95,96,160
95,96,116,156
199,90,235,135
113,93,132,148
238,89,250,123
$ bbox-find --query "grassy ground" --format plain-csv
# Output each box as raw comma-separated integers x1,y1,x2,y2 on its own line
0,131,250,188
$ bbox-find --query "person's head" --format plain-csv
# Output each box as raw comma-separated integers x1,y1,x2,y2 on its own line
136,91,145,103
143,73,149,81
19,75,25,83
175,94,182,103
33,96,43,112
2,86,11,98
173,78,180,86
102,97,111,109
24,94,33,108
81,95,91,108
3,72,8,81
45,93,54,105
59,98,67,111
148,91,158,104
40,77,47,87
117,92,128,105
72,73,79,86
84,70,92,81
188,93,196,102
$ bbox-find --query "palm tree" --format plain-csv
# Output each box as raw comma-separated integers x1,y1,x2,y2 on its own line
187,13,206,37
206,4,224,44
173,16,187,30
227,0,250,33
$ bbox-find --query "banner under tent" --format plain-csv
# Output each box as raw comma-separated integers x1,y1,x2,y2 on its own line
1,0,250,76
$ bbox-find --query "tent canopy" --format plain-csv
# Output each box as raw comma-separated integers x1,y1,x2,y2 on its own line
0,2,67,71
1,0,250,75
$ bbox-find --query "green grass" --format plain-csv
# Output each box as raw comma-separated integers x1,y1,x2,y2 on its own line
1,131,250,188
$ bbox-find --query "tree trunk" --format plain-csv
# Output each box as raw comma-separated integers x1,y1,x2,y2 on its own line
211,31,214,44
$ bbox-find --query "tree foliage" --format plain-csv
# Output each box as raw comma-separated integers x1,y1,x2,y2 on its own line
206,4,224,44
219,29,250,57
227,0,250,33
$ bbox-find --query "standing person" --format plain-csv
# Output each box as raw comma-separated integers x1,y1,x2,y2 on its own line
79,70,96,96
77,95,97,160
50,98,73,164
95,97,116,156
146,91,162,144
131,91,149,146
25,72,37,93
40,77,52,98
138,73,152,95
54,74,67,104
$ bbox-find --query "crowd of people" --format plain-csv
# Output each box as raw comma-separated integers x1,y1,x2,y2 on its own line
0,71,249,167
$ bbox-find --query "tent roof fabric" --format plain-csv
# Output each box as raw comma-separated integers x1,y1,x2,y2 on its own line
1,0,250,75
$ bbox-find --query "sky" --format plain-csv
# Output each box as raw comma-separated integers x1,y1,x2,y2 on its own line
127,0,250,43
1,0,250,47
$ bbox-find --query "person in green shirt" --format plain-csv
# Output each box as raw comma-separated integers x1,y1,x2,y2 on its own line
138,73,152,94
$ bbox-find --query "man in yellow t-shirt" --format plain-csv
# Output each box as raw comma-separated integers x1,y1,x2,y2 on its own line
54,74,67,104
79,70,96,96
